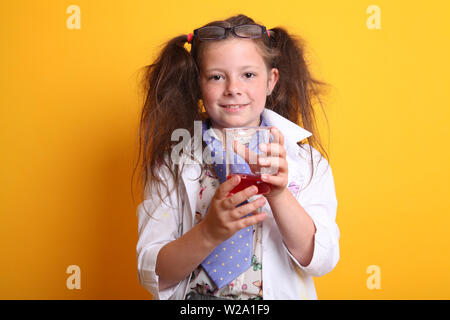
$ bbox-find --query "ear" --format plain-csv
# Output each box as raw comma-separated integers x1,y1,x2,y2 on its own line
267,68,279,93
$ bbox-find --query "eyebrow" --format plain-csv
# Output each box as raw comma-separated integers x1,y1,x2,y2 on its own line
204,65,260,72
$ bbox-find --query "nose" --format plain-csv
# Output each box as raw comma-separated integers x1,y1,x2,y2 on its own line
224,76,242,96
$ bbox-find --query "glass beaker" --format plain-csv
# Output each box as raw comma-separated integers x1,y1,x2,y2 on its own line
223,126,277,195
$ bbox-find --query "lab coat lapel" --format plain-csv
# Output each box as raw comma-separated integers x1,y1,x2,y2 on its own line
261,108,312,145
181,162,201,227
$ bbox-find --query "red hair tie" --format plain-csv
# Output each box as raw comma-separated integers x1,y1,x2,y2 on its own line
187,33,193,44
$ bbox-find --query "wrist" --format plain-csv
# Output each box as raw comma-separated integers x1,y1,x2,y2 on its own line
197,220,221,249
264,187,289,202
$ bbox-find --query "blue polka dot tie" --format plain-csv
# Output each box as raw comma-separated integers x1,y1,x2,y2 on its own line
200,118,268,289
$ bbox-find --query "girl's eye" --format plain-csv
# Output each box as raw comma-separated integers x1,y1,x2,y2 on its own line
244,72,255,78
209,75,223,81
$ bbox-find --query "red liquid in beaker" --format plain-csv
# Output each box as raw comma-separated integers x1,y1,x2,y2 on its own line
227,174,271,195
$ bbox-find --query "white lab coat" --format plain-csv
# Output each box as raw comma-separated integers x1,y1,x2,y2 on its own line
136,108,340,299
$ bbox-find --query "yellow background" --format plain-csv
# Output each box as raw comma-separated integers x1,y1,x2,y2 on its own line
1,0,449,299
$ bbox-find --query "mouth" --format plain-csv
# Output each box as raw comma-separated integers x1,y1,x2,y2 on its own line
220,103,250,112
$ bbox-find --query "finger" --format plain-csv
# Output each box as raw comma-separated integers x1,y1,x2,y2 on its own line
223,184,259,209
216,174,242,200
270,127,284,146
258,157,287,173
230,196,266,219
259,143,286,158
261,174,286,186
236,211,267,229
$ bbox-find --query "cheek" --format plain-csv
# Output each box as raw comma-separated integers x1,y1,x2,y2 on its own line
250,86,268,105
249,81,267,97
201,84,219,105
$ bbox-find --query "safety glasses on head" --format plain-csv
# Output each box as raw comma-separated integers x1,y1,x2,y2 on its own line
187,24,271,50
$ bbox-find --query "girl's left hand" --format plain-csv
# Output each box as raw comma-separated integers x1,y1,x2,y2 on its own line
258,126,288,199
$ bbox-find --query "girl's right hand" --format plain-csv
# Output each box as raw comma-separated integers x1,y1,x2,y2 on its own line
198,175,268,246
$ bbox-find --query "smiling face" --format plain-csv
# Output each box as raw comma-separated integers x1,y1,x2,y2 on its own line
199,38,279,132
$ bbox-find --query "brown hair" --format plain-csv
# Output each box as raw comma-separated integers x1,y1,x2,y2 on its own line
132,14,331,210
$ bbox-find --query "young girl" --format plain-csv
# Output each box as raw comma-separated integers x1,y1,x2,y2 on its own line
135,14,340,300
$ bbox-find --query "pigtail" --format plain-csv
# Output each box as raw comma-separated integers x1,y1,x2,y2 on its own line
269,27,331,188
133,34,203,211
